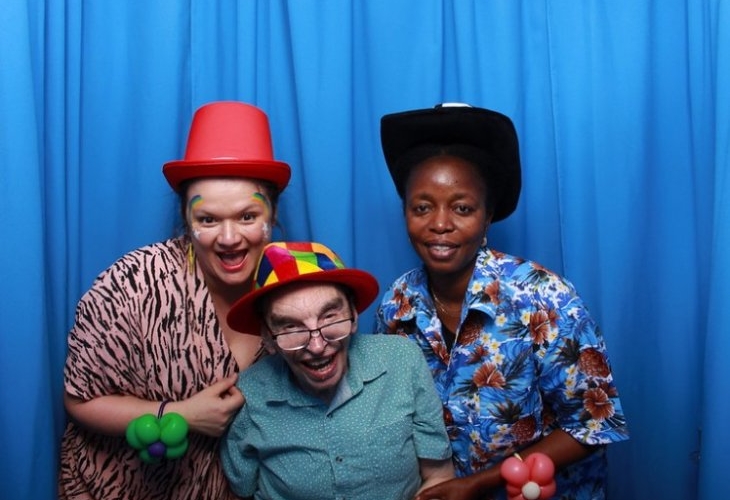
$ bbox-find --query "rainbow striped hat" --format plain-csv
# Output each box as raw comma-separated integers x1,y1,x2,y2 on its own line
227,242,380,334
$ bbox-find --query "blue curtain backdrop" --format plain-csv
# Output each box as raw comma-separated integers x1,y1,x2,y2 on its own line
1,1,728,498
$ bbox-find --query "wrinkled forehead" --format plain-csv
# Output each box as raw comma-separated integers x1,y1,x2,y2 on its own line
260,282,352,321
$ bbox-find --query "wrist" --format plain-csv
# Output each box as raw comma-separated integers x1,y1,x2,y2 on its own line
157,400,171,418
162,400,194,433
469,465,504,496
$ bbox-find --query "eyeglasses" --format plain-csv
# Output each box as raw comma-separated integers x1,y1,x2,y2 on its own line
268,317,354,351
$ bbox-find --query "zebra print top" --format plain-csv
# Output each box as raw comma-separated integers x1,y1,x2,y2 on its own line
60,236,244,500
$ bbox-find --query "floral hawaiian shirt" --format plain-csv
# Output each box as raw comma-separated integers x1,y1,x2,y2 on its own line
374,246,629,500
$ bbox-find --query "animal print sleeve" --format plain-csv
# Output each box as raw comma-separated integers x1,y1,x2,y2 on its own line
63,255,149,401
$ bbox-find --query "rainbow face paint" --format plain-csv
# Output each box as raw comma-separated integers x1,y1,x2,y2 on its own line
251,192,271,215
252,193,272,239
188,195,204,227
188,191,273,239
188,194,204,212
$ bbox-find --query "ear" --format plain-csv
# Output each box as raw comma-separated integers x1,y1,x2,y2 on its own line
350,307,359,333
263,341,277,355
482,213,493,240
261,333,278,355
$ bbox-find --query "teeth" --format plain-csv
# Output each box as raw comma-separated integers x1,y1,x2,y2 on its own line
306,358,332,370
220,253,244,264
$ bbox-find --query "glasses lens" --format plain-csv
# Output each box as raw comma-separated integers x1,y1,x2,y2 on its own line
276,331,311,350
320,318,352,342
273,318,352,351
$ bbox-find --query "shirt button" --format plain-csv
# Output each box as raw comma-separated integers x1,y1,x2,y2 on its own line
336,456,343,463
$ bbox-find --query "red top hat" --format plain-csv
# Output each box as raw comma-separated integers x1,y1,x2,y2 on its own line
163,101,291,192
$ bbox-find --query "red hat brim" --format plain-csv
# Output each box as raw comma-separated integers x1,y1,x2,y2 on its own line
227,269,380,335
162,159,291,192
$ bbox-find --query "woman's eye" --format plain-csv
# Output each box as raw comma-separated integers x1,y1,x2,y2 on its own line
198,216,216,225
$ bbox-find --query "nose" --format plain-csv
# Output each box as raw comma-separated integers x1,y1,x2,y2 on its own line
431,208,453,232
305,330,328,354
217,220,242,246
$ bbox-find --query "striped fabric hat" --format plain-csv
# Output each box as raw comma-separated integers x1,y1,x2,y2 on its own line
227,242,380,334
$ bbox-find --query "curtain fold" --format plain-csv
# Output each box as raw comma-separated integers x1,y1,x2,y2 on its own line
699,1,730,496
1,1,727,498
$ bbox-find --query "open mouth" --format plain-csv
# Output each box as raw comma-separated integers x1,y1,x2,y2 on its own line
218,251,247,272
302,355,337,380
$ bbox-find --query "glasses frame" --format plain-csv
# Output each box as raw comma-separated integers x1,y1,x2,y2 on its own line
267,316,354,351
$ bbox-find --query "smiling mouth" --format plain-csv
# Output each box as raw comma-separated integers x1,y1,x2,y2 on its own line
218,251,247,271
424,243,458,259
304,356,334,371
301,355,337,381
427,243,455,251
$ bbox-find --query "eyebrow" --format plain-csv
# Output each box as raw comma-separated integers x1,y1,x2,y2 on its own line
269,295,347,326
187,195,204,216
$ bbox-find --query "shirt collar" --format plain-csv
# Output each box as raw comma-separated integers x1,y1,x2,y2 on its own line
392,246,501,322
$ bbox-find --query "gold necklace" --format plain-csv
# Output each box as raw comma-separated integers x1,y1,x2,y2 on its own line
430,289,462,317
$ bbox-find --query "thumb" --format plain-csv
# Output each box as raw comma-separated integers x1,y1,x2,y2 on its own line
210,373,239,394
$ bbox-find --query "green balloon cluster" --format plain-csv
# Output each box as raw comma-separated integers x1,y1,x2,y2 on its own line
125,412,189,463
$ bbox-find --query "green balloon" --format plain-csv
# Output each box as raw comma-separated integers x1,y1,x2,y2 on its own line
125,421,145,450
160,413,189,446
164,439,189,459
134,414,161,444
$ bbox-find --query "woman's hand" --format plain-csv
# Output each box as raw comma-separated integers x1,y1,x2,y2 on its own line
169,374,245,437
64,374,245,437
415,474,495,500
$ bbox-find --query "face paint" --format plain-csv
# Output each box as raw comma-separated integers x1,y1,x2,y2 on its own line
252,192,271,216
188,195,204,229
188,189,273,240
188,194,203,214
188,194,220,235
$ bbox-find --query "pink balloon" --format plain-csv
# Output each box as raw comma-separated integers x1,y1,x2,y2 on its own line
525,453,555,484
540,481,556,498
506,483,522,497
501,452,556,500
501,456,531,485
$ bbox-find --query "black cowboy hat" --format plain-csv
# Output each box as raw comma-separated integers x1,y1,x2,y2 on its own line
380,103,521,222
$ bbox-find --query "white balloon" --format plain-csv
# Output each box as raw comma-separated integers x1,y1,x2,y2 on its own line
522,481,541,500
